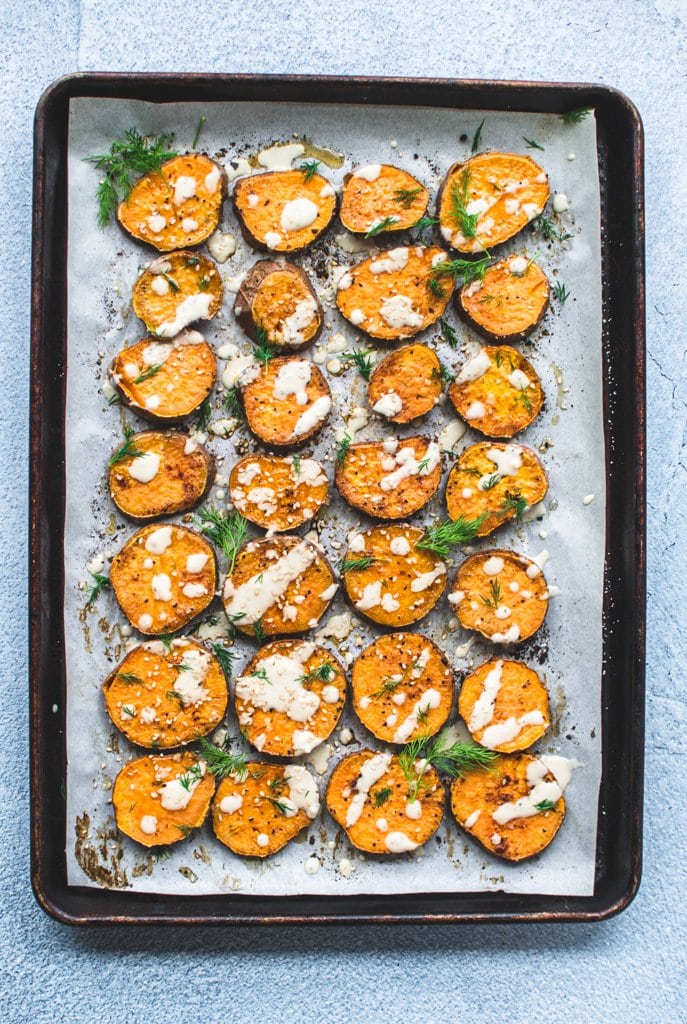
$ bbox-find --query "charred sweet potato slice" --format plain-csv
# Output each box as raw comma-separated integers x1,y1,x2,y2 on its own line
240,356,332,447
449,549,549,644
335,245,454,341
132,251,223,337
367,343,443,423
438,152,550,253
223,535,336,638
108,430,215,522
229,453,329,531
448,345,543,438
450,753,566,861
342,524,447,628
458,256,549,342
213,762,320,858
458,658,550,752
110,523,216,634
352,633,453,744
112,752,214,847
340,164,430,235
235,640,346,756
117,153,225,252
326,750,444,854
445,442,548,537
109,331,216,422
233,169,337,252
234,260,323,348
103,638,228,748
335,435,442,520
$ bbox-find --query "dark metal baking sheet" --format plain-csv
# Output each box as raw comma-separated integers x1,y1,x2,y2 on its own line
30,73,645,925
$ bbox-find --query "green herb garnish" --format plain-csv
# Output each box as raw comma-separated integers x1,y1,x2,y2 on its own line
133,363,163,384
341,349,375,380
299,159,321,181
339,556,375,573
400,732,497,802
535,799,558,811
192,116,206,149
552,281,570,304
393,186,423,208
523,137,545,151
560,108,591,125
194,508,248,572
336,432,352,466
210,642,234,679
373,787,393,808
471,118,485,154
87,571,110,606
193,398,212,432
117,672,142,684
196,736,248,780
298,663,336,686
482,579,502,611
223,386,243,419
439,318,460,348
450,169,478,241
109,425,143,466
365,215,400,237
532,215,572,243
86,128,177,227
415,514,488,558
500,491,528,522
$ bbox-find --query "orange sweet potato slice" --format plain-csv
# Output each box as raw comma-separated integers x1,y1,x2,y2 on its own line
437,152,550,253
458,256,549,342
234,260,323,348
341,524,447,628
112,751,214,847
108,430,215,521
367,343,443,423
351,633,454,744
458,658,550,752
450,753,565,861
229,453,329,531
445,442,548,537
335,245,454,341
110,523,217,634
326,750,445,854
340,164,429,235
239,356,332,448
233,169,337,252
335,435,442,519
117,153,226,252
223,535,336,638
103,638,228,748
132,251,223,337
448,345,543,438
449,549,549,644
235,639,346,756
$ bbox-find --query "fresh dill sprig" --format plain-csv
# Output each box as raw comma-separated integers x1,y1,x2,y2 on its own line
223,386,243,419
535,798,558,811
339,556,375,573
109,425,143,466
523,137,545,151
471,118,485,154
193,398,212,432
439,318,460,348
210,642,234,679
336,432,352,466
500,490,528,522
482,579,502,611
393,186,423,209
198,276,211,292
176,823,193,837
341,349,375,380
87,571,110,606
431,363,455,385
365,215,400,238
371,656,422,699
560,108,591,125
298,662,336,686
415,514,488,558
481,473,501,491
161,272,180,293
299,159,321,181
194,508,248,571
250,667,270,682
515,390,533,414
428,253,491,296
159,633,173,650
117,672,142,684
196,736,248,780
450,169,478,240
552,281,570,304
85,128,177,227
166,689,184,705
192,116,206,149
373,787,393,808
252,336,276,366
266,796,290,816
400,732,497,801
412,215,440,243
179,763,204,791
532,214,572,243
133,363,163,384
291,455,301,477
253,618,266,644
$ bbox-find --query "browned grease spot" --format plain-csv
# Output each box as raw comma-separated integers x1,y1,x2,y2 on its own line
74,812,129,889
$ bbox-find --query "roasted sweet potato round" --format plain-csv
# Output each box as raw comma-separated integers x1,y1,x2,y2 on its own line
449,549,549,644
132,251,223,337
458,256,550,342
234,260,323,348
213,762,320,858
458,658,549,752
112,751,214,847
326,750,445,854
351,633,453,744
223,535,336,638
335,245,454,341
448,345,543,438
450,753,566,861
239,356,332,448
108,430,215,521
103,638,228,748
229,453,329,531
340,164,430,235
232,169,337,252
367,343,443,423
109,331,216,422
117,153,226,252
336,435,443,520
445,442,548,537
438,152,550,253
235,640,346,756
342,524,447,627
110,523,217,634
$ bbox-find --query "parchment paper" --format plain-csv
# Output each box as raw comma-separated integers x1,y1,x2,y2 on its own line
65,97,604,896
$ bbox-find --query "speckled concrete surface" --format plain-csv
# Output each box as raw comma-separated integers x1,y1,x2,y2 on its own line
1,2,685,1022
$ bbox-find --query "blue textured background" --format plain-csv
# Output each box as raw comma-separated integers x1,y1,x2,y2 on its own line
1,2,685,1021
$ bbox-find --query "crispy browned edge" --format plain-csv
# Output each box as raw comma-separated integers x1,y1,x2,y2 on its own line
233,259,324,346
